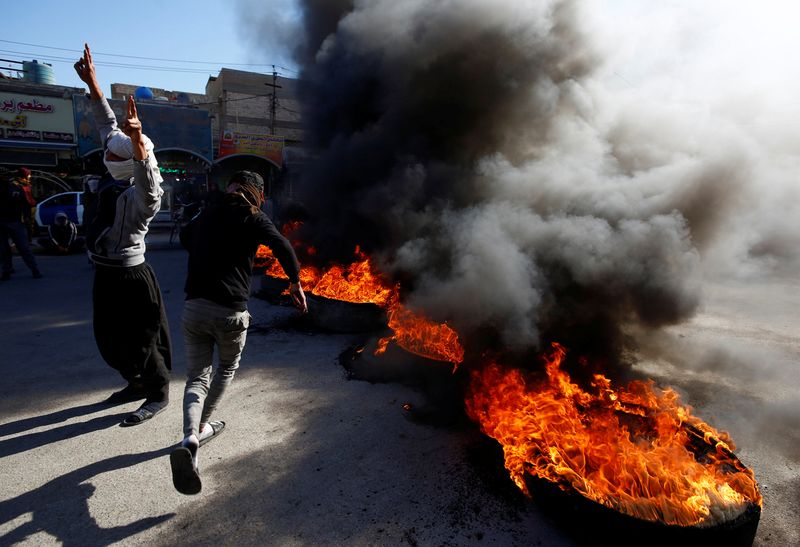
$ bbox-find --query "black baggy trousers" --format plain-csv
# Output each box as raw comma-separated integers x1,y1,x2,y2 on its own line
93,262,172,403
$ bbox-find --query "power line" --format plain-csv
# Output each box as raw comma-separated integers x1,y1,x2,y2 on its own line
193,93,274,106
0,39,299,73
1,40,304,106
0,49,216,74
0,48,297,78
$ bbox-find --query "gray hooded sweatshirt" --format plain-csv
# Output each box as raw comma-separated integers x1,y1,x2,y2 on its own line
88,96,164,267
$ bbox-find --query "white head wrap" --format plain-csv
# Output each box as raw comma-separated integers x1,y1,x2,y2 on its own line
103,129,159,181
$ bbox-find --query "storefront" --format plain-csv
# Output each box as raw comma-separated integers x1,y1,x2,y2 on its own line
156,149,211,215
212,129,284,197
0,86,80,171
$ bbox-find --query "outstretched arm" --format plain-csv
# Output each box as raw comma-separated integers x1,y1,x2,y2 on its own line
73,43,103,101
255,217,308,313
75,43,118,143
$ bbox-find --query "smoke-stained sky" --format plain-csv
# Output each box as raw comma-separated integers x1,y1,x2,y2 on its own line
240,0,799,361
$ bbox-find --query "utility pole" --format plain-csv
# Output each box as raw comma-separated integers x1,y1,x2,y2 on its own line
264,65,282,135
263,66,283,199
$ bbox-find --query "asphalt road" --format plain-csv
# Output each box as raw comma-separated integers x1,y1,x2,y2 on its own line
0,230,797,546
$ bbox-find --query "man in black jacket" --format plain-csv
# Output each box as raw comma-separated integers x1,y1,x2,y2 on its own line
170,170,307,495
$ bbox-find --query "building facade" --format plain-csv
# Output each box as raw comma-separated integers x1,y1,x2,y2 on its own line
2,67,309,212
0,79,87,198
204,68,305,200
74,92,213,215
0,80,84,171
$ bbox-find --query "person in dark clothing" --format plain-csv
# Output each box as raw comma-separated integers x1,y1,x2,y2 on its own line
170,170,307,495
0,176,42,280
16,168,37,242
37,212,86,254
74,43,171,426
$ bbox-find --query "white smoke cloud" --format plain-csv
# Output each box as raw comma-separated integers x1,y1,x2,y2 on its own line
242,0,799,358
584,0,800,276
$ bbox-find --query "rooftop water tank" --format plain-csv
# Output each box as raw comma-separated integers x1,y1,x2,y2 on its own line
22,60,55,85
134,86,154,100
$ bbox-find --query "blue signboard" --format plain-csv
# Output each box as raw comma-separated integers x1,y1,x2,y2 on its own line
73,95,212,161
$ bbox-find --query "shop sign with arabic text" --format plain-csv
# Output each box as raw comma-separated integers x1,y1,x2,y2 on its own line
218,130,284,167
0,92,75,140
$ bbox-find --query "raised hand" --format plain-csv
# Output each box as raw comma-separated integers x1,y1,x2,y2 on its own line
123,96,147,160
73,43,102,99
73,43,96,84
122,96,142,139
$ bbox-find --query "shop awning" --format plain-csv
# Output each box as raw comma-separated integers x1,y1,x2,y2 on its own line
0,140,77,150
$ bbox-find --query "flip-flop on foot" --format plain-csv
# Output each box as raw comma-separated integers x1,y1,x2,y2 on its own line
170,447,201,495
198,420,226,446
121,401,168,427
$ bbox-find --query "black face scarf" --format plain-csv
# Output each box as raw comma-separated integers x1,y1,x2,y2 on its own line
225,183,264,215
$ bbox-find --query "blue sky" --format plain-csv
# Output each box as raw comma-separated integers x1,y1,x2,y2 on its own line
4,0,799,104
1,0,301,95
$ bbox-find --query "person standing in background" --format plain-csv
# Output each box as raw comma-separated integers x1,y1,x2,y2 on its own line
15,168,37,242
0,173,41,280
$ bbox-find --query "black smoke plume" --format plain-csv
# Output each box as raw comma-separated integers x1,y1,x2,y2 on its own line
271,0,714,368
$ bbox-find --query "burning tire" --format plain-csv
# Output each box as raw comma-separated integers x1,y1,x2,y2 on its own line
306,293,388,333
524,471,760,547
259,274,289,301
465,344,763,545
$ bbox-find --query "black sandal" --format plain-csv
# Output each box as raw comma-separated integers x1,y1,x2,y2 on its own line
121,401,167,427
170,446,201,495
198,420,226,446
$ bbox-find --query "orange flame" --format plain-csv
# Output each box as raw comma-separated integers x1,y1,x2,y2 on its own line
257,244,465,364
261,242,760,526
311,247,397,306
256,245,321,287
464,343,762,527
254,244,275,269
375,305,465,367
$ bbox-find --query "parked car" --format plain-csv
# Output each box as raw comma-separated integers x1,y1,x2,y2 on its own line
35,191,84,229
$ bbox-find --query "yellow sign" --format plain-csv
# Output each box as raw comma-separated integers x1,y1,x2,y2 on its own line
0,93,75,134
